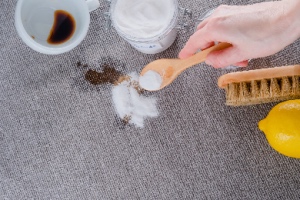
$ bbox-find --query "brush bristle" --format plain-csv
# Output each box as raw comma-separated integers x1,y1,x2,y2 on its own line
225,76,300,106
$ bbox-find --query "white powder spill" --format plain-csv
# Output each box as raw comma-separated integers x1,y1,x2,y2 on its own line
112,72,158,128
139,70,162,91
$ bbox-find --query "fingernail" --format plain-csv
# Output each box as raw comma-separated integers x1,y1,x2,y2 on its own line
179,53,191,59
178,52,184,59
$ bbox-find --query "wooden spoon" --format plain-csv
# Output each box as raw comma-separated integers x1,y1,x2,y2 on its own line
140,42,232,91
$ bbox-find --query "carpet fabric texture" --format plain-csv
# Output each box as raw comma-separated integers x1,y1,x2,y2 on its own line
1,0,300,199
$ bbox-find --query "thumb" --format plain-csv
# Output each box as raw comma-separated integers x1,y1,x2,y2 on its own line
206,46,244,68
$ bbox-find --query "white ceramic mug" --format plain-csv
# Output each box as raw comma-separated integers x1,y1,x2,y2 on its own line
15,0,100,55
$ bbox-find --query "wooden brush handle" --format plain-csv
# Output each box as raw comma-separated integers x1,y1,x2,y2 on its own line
179,42,232,68
218,65,300,88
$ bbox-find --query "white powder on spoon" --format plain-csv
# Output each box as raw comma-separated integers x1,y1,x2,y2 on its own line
139,70,162,91
112,72,158,128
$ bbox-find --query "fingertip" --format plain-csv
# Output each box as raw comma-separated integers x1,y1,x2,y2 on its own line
205,47,246,69
178,50,191,59
234,60,249,67
205,54,225,68
205,58,224,69
205,59,212,67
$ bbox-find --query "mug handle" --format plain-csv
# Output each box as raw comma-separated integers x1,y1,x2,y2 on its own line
86,0,100,12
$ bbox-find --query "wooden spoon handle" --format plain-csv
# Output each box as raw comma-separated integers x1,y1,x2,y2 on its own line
180,42,232,69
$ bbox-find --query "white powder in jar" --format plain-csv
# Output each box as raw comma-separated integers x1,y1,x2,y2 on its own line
113,0,175,38
139,70,162,91
112,72,158,128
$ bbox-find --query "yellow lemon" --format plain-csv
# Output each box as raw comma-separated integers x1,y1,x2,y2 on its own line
258,99,300,158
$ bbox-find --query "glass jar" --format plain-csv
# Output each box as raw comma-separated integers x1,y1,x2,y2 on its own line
105,0,191,54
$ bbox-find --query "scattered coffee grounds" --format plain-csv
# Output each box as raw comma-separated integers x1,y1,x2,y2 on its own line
115,75,144,94
76,61,88,68
115,75,130,85
76,61,82,67
131,80,145,95
85,64,122,85
76,61,159,128
112,72,158,128
122,115,131,125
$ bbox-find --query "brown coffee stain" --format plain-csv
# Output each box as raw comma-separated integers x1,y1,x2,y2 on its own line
80,62,143,95
85,64,122,85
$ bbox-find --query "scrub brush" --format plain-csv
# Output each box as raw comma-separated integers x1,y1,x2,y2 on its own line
218,65,300,106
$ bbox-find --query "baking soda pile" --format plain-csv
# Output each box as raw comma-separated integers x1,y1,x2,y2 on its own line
138,70,162,91
112,72,159,128
82,63,161,128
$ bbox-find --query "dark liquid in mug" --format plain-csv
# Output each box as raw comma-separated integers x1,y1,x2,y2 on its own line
47,10,76,45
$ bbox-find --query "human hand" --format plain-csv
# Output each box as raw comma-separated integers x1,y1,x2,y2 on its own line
179,0,300,68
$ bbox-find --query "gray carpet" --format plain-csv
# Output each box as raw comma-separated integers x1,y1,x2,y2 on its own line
1,0,300,199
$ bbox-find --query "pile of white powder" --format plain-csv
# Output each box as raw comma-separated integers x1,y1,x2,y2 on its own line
112,72,159,128
139,70,162,91
113,0,175,38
